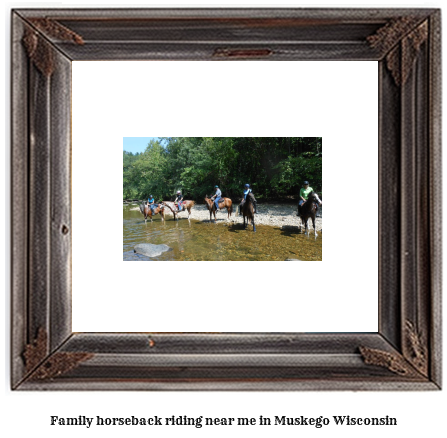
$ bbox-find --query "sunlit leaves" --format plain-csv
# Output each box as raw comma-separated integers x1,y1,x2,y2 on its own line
123,137,322,201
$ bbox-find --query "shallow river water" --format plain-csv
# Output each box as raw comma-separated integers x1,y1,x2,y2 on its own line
123,205,322,261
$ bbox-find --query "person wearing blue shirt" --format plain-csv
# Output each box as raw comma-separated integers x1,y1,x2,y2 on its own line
243,184,251,199
242,184,257,213
210,185,222,212
147,195,157,212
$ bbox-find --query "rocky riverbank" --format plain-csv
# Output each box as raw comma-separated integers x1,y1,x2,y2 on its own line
128,202,322,231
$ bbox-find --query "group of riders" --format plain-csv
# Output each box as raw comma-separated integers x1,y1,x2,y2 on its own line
146,180,321,216
209,183,258,214
145,191,188,213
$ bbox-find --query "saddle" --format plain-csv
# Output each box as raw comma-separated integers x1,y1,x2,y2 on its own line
212,198,225,210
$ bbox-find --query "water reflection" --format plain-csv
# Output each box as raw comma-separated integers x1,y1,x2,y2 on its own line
123,205,322,261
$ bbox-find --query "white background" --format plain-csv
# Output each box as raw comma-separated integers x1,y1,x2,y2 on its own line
2,1,445,438
72,61,378,332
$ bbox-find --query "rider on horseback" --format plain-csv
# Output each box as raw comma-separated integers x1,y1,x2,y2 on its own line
175,190,184,212
210,185,222,212
241,184,257,213
147,194,156,212
298,181,322,216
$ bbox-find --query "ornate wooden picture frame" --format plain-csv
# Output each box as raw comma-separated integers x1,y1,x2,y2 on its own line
11,8,441,390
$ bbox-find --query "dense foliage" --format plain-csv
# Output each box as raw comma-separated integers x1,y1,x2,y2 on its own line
123,137,322,202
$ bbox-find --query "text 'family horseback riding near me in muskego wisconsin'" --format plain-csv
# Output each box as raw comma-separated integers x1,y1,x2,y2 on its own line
123,137,322,261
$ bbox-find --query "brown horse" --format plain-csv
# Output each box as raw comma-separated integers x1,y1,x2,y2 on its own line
298,191,321,237
204,195,233,222
139,202,165,223
241,192,256,232
162,200,195,220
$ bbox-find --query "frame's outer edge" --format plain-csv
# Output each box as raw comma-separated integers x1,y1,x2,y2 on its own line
400,22,428,376
378,10,441,386
11,13,74,388
17,381,440,391
17,333,437,391
13,8,439,63
380,12,442,386
11,12,29,388
428,10,442,388
399,12,442,385
13,7,437,20
415,24,431,378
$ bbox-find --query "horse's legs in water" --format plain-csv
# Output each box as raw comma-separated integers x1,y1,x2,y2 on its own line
252,215,256,232
312,215,317,238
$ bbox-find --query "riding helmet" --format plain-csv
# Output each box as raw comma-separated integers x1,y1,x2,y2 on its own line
303,181,309,185
245,184,250,188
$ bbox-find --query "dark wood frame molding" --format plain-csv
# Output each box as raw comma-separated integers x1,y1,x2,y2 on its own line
11,8,442,390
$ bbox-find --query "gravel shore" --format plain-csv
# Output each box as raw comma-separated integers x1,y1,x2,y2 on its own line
129,202,322,231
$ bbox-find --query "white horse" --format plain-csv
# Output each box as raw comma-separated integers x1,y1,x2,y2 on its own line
162,200,195,220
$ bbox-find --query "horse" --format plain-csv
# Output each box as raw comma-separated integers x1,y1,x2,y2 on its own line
139,202,165,223
298,191,321,237
162,200,195,220
240,192,256,232
204,195,233,222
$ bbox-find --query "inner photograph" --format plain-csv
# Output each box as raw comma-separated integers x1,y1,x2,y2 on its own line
123,137,322,261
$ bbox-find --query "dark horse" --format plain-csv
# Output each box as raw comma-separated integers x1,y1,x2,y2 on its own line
241,192,256,232
204,195,233,222
298,191,321,237
139,202,165,223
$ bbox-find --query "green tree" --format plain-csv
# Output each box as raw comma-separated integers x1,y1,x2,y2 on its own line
123,137,322,202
